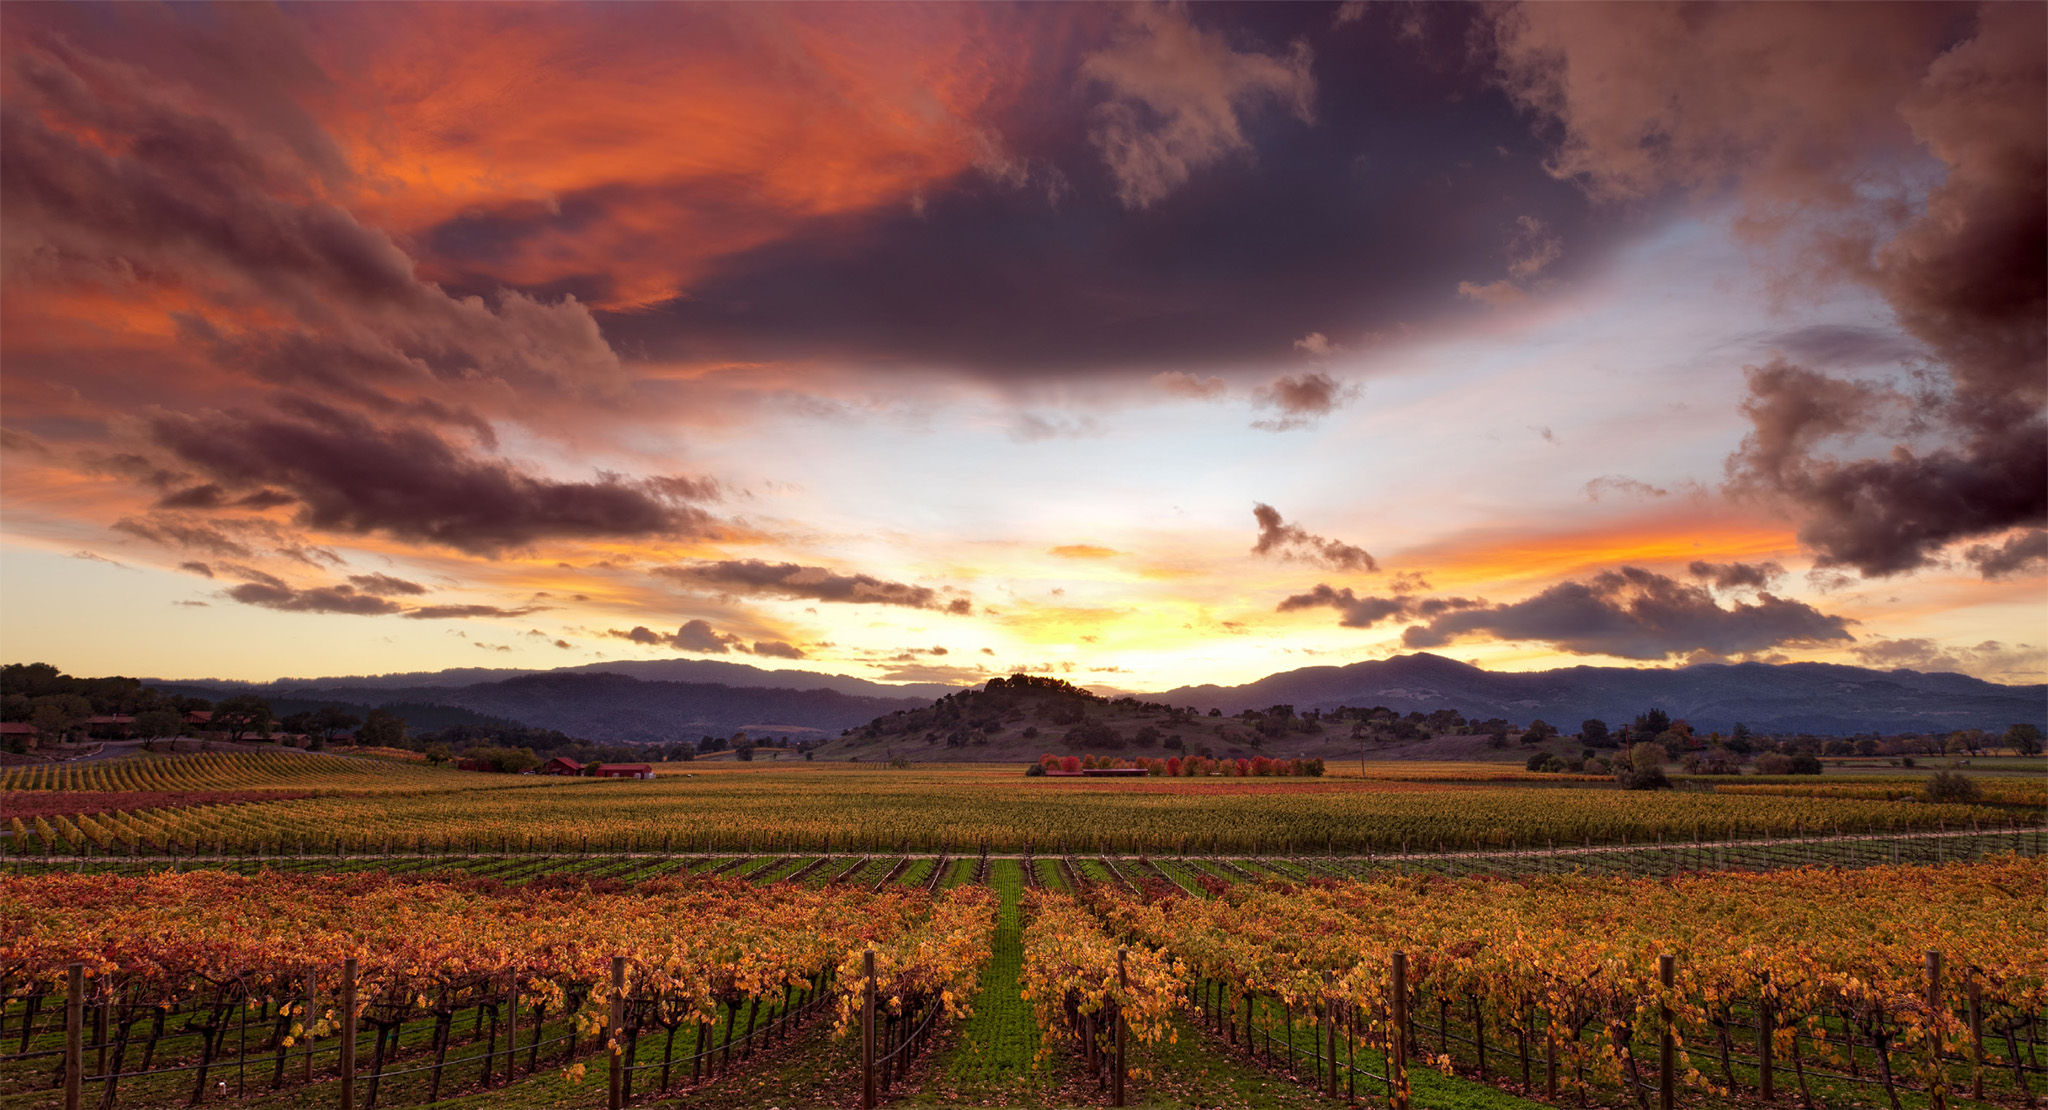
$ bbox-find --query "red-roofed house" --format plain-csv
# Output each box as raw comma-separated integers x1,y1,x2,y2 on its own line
539,756,585,776
592,763,654,780
1,722,40,749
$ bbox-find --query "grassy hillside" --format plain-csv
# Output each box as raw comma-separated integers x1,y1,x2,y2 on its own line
810,675,1533,764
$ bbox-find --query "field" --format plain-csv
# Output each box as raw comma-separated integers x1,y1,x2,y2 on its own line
2,749,2043,1109
5,752,2037,858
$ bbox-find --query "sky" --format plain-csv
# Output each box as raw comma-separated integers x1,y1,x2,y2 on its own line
1,1,2043,690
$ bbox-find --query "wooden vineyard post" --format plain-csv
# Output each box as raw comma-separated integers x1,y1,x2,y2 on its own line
1390,953,1409,1110
609,956,626,1110
1547,1012,1559,1100
861,950,876,1110
1325,972,1339,1098
303,968,317,1084
1926,951,1945,1110
503,971,518,1086
65,963,82,1110
1757,972,1773,1102
1114,947,1127,1108
340,959,357,1110
1659,954,1676,1110
1968,977,1984,1101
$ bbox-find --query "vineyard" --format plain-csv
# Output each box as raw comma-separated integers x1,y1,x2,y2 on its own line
5,753,2034,858
0,870,993,1110
4,751,2045,1108
0,752,503,795
6,855,2044,1109
1085,857,2048,1110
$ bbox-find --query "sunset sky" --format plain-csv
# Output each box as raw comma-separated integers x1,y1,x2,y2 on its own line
2,2,2042,690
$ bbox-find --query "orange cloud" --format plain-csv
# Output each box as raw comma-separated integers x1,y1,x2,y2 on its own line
1404,515,1801,591
1049,544,1122,559
314,5,1076,309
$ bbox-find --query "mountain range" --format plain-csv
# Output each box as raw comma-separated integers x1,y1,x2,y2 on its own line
1156,653,2046,735
144,653,2044,744
145,667,939,744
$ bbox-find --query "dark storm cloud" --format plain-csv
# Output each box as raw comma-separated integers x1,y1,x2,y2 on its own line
235,490,298,510
1277,584,1480,628
1,39,628,400
1251,504,1375,572
403,604,545,621
1726,359,2047,577
1963,530,2048,580
216,568,535,620
1686,561,1785,591
1491,3,2047,579
1399,566,1855,661
1,27,713,563
225,582,404,616
346,573,427,597
178,561,214,578
654,560,973,613
178,322,508,449
110,516,255,558
217,564,288,590
572,4,1609,378
1250,372,1354,431
603,621,804,658
158,484,230,510
146,402,716,556
1079,3,1315,210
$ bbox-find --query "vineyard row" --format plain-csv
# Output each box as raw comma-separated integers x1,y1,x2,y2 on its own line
5,824,2040,891
1082,857,2048,1110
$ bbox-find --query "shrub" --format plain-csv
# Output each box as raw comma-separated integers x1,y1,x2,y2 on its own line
1681,750,1742,775
1753,752,1794,775
1923,771,1981,803
1525,750,1550,772
1616,766,1672,791
1024,762,1046,776
1787,751,1822,775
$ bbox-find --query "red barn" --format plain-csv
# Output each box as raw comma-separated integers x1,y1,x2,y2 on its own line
592,763,654,780
539,756,585,776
